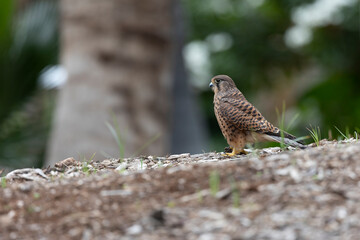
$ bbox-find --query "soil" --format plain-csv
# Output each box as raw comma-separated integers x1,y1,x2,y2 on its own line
1,139,360,240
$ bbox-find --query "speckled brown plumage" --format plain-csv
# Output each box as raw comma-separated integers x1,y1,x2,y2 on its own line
209,75,305,156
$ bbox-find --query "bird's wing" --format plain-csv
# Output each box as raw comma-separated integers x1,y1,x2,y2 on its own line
219,97,278,133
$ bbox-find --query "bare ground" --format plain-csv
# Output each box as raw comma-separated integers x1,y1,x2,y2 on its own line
1,139,360,240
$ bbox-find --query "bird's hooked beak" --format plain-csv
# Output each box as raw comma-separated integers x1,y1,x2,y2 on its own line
209,82,214,88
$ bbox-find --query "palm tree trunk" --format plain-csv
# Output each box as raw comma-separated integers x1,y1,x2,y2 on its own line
46,0,174,165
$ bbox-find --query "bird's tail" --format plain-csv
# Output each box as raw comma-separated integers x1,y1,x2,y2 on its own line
264,131,307,149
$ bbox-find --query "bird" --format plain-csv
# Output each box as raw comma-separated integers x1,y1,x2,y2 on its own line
209,75,306,156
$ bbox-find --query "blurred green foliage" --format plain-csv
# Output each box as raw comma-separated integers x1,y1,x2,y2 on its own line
183,0,360,150
0,1,58,170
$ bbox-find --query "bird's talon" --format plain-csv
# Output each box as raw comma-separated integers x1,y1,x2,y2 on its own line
221,148,247,157
222,152,236,157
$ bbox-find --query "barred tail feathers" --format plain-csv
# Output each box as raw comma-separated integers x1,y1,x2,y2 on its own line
264,131,307,149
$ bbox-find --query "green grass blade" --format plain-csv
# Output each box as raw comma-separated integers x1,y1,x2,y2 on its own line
209,171,220,196
307,126,321,146
1,177,6,188
111,113,125,158
131,133,161,157
287,112,300,130
334,126,348,140
105,121,124,158
276,102,286,149
293,135,310,142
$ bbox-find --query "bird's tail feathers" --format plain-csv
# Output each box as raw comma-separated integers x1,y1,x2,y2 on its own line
264,134,307,149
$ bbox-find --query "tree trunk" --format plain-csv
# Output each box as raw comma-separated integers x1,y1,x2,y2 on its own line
170,1,208,154
47,0,174,165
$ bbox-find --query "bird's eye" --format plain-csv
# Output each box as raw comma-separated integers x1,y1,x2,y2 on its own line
214,78,221,84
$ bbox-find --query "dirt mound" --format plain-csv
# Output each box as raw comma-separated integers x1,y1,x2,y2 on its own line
1,139,359,239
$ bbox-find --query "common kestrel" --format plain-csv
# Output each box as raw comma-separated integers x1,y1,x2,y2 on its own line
209,75,305,156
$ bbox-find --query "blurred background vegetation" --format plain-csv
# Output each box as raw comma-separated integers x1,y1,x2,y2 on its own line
0,0,58,170
0,0,359,171
182,0,360,150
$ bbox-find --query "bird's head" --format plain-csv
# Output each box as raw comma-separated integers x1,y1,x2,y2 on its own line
209,75,237,94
